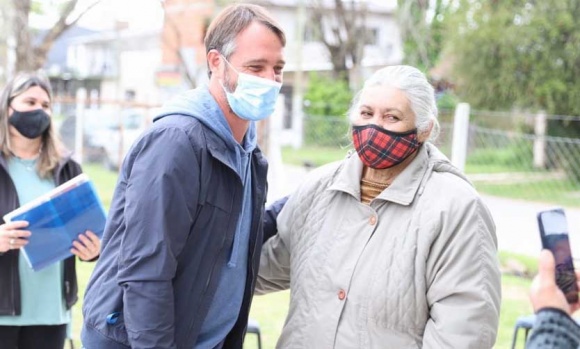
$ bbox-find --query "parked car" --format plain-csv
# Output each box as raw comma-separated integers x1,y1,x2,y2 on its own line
84,108,150,170
59,107,150,170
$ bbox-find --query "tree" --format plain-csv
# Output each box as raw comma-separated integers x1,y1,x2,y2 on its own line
303,71,353,146
0,0,10,81
448,0,580,116
160,0,214,89
397,0,452,71
11,0,101,72
308,0,370,89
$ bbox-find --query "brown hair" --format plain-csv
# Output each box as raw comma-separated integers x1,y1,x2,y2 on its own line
0,71,65,178
204,3,286,77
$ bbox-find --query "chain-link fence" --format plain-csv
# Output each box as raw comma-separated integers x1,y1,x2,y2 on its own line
52,97,159,170
463,110,580,207
296,108,580,207
53,96,580,207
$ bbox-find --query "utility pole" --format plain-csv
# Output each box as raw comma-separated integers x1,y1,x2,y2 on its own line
114,21,125,170
292,0,305,149
0,0,11,83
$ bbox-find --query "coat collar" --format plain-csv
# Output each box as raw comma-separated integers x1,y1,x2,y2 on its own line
328,144,432,206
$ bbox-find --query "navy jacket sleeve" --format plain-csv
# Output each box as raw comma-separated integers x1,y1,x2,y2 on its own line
263,195,288,243
116,126,200,348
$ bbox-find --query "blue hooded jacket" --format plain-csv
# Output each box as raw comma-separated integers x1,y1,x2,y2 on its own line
165,85,257,348
81,85,269,349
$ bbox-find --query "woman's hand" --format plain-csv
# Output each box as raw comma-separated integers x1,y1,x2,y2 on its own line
0,221,31,253
71,230,101,261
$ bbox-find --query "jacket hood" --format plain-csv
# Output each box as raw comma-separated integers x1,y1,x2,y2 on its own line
425,143,472,185
153,85,257,153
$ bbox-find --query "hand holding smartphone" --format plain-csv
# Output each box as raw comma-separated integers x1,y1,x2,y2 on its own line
537,208,579,303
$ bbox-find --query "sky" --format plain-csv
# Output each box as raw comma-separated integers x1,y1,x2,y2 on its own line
32,0,397,31
77,0,165,30
31,0,165,31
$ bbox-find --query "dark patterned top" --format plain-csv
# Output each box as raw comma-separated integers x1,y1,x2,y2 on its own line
527,308,580,349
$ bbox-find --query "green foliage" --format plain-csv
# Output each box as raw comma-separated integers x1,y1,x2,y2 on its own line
545,121,580,183
549,140,580,184
30,1,43,14
499,251,539,277
304,72,352,117
473,178,580,208
448,1,580,117
83,163,119,210
281,146,351,167
397,0,452,70
436,91,459,110
497,274,534,348
303,72,353,147
303,115,352,148
467,141,534,172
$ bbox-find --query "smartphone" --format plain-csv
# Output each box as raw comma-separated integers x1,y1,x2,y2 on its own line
537,208,579,303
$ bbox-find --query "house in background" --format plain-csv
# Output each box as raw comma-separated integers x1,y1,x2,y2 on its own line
252,0,402,146
41,25,101,118
64,24,161,105
49,0,402,145
158,0,403,146
157,0,213,101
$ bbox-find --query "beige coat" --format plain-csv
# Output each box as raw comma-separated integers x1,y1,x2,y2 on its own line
257,143,501,349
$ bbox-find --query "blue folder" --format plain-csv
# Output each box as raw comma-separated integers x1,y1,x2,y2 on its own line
3,174,106,271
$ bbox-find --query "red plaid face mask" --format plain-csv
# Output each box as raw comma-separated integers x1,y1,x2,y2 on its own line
352,124,421,169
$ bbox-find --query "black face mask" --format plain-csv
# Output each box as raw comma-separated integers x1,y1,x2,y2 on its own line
9,108,51,139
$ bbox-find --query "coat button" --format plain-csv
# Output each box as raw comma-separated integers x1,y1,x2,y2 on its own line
369,216,377,225
338,289,346,300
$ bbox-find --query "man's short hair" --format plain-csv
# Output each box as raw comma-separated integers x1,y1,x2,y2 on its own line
204,3,286,77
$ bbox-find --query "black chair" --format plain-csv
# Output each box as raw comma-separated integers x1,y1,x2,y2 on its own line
246,318,263,349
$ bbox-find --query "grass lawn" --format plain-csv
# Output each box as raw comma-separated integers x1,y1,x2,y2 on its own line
250,275,534,349
473,179,580,208
73,264,533,349
74,164,536,349
70,164,117,347
281,145,351,167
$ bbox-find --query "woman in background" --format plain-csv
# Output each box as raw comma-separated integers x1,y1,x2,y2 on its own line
0,71,100,349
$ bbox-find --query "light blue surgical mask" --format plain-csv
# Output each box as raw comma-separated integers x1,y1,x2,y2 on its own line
221,55,282,121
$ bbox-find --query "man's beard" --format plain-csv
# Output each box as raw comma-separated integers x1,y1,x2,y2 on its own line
223,65,237,94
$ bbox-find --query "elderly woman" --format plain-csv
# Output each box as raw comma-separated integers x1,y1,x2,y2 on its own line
257,65,501,348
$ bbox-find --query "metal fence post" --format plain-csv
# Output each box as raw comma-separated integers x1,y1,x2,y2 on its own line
267,95,287,203
292,0,305,149
533,111,547,169
451,102,470,172
74,88,87,164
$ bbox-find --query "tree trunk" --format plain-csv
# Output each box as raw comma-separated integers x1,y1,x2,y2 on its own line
11,0,97,72
310,0,368,90
32,0,79,70
12,0,33,72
